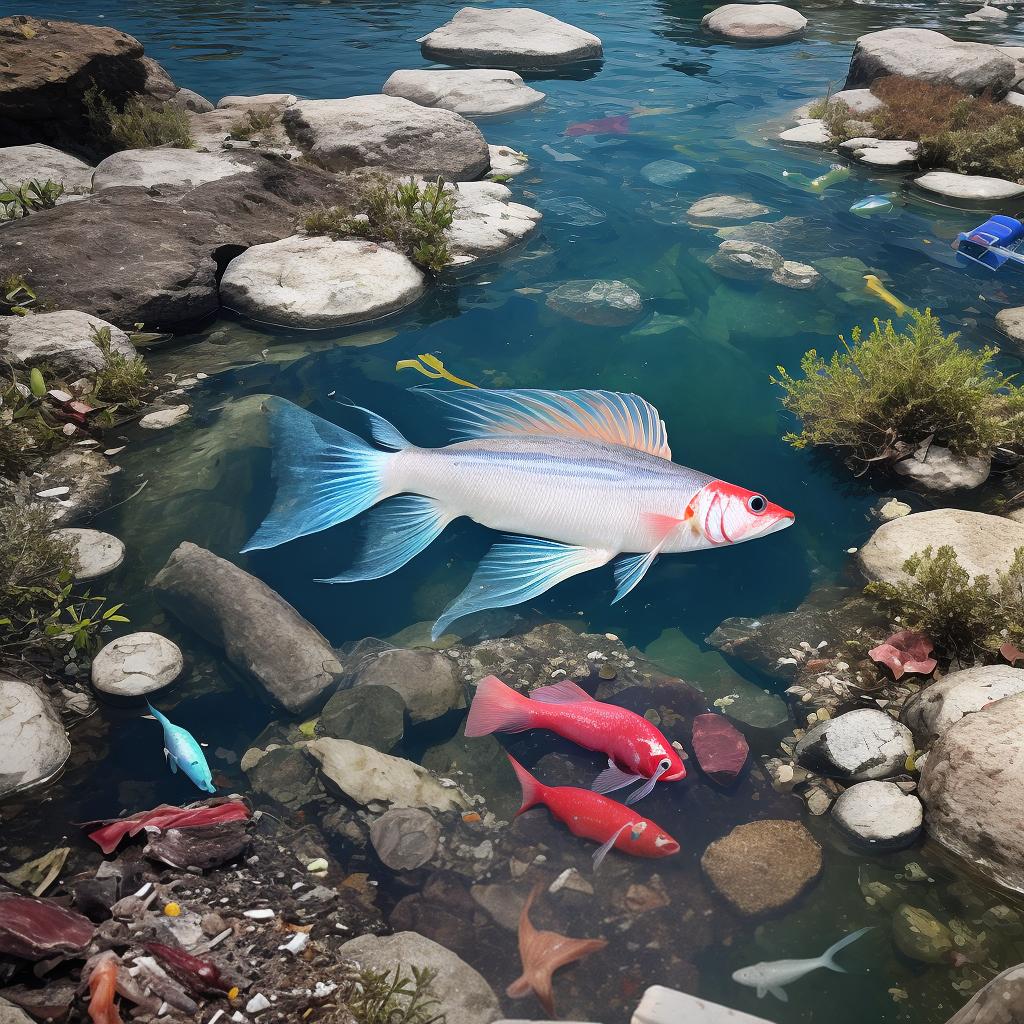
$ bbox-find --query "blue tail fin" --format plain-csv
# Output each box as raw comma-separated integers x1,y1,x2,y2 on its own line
243,398,398,552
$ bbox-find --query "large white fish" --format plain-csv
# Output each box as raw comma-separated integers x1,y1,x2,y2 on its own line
732,927,873,1001
244,389,794,638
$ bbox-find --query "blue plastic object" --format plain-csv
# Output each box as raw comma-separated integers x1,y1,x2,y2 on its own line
955,215,1024,271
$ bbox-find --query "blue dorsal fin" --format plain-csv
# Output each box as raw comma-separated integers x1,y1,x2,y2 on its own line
530,680,595,705
419,388,672,459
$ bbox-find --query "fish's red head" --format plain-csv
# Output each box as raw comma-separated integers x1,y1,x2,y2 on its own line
692,481,794,547
637,744,687,784
625,819,681,859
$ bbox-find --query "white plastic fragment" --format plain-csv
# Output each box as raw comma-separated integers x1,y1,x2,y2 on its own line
243,908,275,920
36,486,71,498
279,932,309,955
246,994,271,1014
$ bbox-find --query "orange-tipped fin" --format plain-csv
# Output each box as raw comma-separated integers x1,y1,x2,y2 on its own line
465,675,535,737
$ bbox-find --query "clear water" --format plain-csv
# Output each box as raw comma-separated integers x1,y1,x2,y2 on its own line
12,0,1024,1020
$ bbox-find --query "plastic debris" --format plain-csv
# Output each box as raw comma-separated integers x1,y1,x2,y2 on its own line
868,631,937,680
395,353,479,388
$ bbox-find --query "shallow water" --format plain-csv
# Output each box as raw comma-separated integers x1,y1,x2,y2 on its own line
12,0,1024,1020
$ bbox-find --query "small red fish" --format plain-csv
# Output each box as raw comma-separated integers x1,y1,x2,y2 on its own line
87,952,123,1024
85,801,250,854
508,755,680,869
467,676,685,801
564,115,630,137
507,883,607,1016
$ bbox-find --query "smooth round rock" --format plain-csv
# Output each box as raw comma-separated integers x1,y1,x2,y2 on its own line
0,677,71,799
352,648,464,725
687,195,771,223
795,708,913,780
915,171,1024,201
52,527,125,581
996,306,1024,349
92,148,254,192
220,236,427,328
319,685,406,752
418,7,603,69
892,445,990,492
0,143,94,193
702,4,807,43
546,279,643,326
370,807,441,870
902,665,1024,743
91,632,183,698
0,310,135,379
382,69,545,116
831,780,923,851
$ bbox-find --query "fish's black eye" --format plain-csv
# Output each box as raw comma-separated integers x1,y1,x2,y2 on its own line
747,494,767,514
659,757,672,770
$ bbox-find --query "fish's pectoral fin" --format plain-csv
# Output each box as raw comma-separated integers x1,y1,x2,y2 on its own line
612,545,667,604
592,759,643,796
624,761,669,805
755,987,767,999
431,537,612,641
591,822,632,872
317,495,455,584
165,749,178,774
769,987,789,1003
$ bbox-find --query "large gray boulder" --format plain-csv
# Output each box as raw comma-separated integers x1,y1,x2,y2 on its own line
350,648,464,724
0,677,71,799
903,665,1024,744
858,509,1024,585
150,542,343,714
382,69,544,116
919,693,1024,894
702,4,807,43
92,148,255,192
795,708,913,780
283,95,489,179
915,171,1024,201
0,310,136,378
845,28,1018,96
418,7,602,69
945,963,1024,1024
219,236,427,329
338,932,500,1024
0,143,94,192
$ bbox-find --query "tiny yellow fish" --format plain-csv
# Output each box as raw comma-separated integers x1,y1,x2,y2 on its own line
863,274,911,317
395,354,479,388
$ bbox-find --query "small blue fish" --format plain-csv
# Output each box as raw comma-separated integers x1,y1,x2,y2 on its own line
850,193,901,217
146,702,215,793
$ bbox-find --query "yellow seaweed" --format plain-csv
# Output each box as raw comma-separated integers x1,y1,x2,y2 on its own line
863,274,910,318
395,354,479,388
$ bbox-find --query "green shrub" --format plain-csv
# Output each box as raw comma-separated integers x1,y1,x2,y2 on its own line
90,325,152,409
84,85,193,151
0,366,62,478
772,310,1024,471
228,108,277,140
304,175,457,273
0,179,64,221
866,545,1024,660
344,965,445,1024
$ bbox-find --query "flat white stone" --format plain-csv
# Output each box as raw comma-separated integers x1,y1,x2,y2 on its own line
382,69,545,116
446,181,542,263
830,88,885,115
1004,92,1024,107
418,7,603,68
840,137,918,167
0,310,135,378
831,781,923,851
220,236,427,328
0,144,94,193
487,144,529,179
92,148,254,192
91,632,184,698
779,120,830,145
139,405,190,430
217,93,298,109
915,171,1024,200
52,527,125,581
687,194,772,222
893,445,990,492
997,305,1024,344
964,5,1007,20
632,985,776,1024
702,3,807,43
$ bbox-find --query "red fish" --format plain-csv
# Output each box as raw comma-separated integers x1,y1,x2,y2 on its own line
85,801,250,854
507,883,607,1016
564,115,630,137
508,755,680,869
87,952,123,1024
467,676,685,801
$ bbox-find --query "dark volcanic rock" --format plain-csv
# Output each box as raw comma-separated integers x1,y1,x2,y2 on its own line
318,685,406,752
0,892,94,961
247,745,325,809
144,821,252,870
0,154,350,330
691,713,748,785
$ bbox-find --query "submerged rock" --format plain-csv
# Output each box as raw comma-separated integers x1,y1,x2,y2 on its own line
150,541,343,714
0,310,135,378
0,143,93,193
893,904,954,963
0,677,71,800
52,527,124,581
831,781,923,851
945,963,1024,1023
701,3,807,43
691,713,748,785
418,7,603,69
423,723,520,819
687,195,772,223
382,69,545,116
350,647,464,724
795,709,913,780
90,632,183,698
545,279,644,326
641,159,696,186
706,239,819,289
634,987,776,1024
246,745,324,809
370,808,441,870
318,685,406,752
701,820,822,916
139,404,190,430
893,445,990,492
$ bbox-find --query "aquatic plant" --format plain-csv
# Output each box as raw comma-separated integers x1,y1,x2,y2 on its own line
1,275,40,316
343,965,445,1024
773,310,1024,471
866,545,1024,661
84,85,194,151
0,179,64,221
0,366,62,477
90,325,153,409
303,175,457,272
228,107,277,140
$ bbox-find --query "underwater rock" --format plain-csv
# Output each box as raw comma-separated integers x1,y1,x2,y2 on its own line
701,3,807,43
838,137,918,168
918,692,1024,894
282,95,489,179
772,260,820,289
91,632,183,698
247,744,324,809
945,962,1024,1023
0,143,93,193
423,723,520,820
893,445,990,492
446,180,543,264
382,69,545,116
0,892,94,961
831,781,923,852
338,931,501,1024
304,738,469,812
845,28,1017,97
0,996,35,1023
795,708,913,780
892,904,954,963
700,820,822,916
915,170,1024,201
52,527,124,582
858,509,1024,585
0,310,135,378
418,7,603,69
350,647,464,724
0,677,71,800
691,713,748,785
139,404,190,430
92,148,255,192
545,279,644,326
687,194,772,223
706,240,819,290
144,820,252,870
901,665,1024,744
150,541,343,714
641,159,696,186
370,808,441,870
220,236,426,329
318,685,406,752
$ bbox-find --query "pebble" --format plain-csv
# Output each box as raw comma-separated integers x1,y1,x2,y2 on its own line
139,404,190,430
246,994,271,1014
243,908,275,920
806,787,833,815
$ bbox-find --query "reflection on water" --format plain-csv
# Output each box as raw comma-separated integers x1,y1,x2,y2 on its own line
13,0,1024,1019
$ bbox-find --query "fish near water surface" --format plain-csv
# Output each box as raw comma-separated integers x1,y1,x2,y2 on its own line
466,675,685,801
146,703,216,794
244,389,794,639
508,755,680,869
732,927,873,1001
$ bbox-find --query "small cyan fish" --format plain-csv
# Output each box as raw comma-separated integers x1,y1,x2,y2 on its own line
467,675,685,801
732,927,873,1001
146,702,215,793
508,755,680,869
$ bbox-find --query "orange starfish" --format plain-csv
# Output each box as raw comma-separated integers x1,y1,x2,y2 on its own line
506,882,608,1017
